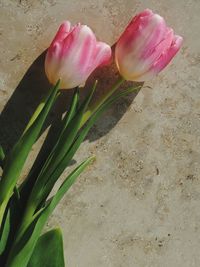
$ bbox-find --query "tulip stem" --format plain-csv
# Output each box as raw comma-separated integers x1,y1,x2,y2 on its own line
80,76,125,127
0,145,5,168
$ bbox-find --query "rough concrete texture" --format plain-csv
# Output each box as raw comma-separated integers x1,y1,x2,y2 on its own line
0,0,200,266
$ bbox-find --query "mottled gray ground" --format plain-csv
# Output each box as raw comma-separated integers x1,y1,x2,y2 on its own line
0,0,200,266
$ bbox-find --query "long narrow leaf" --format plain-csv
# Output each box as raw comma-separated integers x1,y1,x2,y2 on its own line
0,81,60,225
5,157,93,267
39,81,96,182
36,85,141,205
18,87,80,207
61,87,79,131
0,145,5,169
27,82,97,210
22,84,57,135
4,84,140,267
0,208,10,255
0,190,23,264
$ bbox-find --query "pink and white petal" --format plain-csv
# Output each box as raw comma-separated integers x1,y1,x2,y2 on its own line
118,9,153,44
76,42,112,83
45,42,62,84
116,53,143,80
115,14,167,80
141,21,169,60
63,25,95,62
57,62,81,89
51,21,71,45
141,28,174,71
61,25,81,57
58,25,104,88
61,26,95,86
152,35,183,73
77,27,97,73
93,42,112,67
120,13,166,61
116,13,153,54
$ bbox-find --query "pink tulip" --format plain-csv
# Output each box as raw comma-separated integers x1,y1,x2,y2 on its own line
45,21,112,89
115,9,183,81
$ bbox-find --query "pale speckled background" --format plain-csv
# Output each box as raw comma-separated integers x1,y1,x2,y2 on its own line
0,0,200,266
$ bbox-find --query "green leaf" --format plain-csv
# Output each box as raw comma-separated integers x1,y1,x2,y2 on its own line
35,85,141,206
0,208,10,255
27,82,97,211
40,80,96,181
18,87,80,210
61,87,80,131
79,77,124,128
0,145,5,168
33,87,80,187
5,157,93,267
0,189,23,264
27,228,65,267
0,81,60,225
39,117,98,203
22,85,57,135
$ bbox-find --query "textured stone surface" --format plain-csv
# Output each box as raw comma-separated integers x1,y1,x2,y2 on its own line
0,0,200,266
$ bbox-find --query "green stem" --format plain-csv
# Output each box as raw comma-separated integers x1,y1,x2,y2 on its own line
23,89,55,135
0,145,5,169
80,76,125,127
16,204,36,238
14,78,125,234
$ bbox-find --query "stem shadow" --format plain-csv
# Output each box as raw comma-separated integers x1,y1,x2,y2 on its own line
0,49,143,159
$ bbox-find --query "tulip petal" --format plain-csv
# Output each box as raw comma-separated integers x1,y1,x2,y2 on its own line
152,35,183,73
93,42,112,67
45,43,62,84
142,28,174,70
115,12,168,78
115,9,183,81
45,21,112,89
58,25,97,88
141,23,170,60
51,21,71,44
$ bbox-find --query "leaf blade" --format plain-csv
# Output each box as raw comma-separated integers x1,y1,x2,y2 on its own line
5,157,93,267
0,81,60,225
27,228,65,267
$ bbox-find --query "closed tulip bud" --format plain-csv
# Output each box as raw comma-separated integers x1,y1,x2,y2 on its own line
115,9,183,81
45,21,112,89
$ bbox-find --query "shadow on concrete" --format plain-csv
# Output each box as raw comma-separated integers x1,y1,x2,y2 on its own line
0,49,143,159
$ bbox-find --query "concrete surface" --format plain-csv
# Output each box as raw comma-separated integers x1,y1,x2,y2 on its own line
0,0,200,266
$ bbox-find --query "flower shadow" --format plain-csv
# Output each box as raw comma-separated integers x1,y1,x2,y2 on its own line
84,58,143,141
0,49,143,161
0,50,72,155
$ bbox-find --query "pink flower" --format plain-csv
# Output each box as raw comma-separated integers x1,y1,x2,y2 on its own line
115,9,183,81
45,21,112,89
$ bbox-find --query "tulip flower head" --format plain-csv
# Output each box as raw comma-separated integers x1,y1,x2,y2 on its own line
115,9,183,81
45,21,112,89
